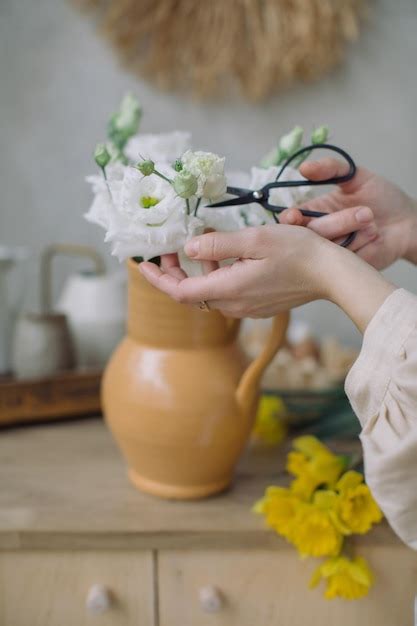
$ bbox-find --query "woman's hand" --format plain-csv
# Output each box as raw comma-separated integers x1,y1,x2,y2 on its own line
140,225,395,332
280,159,417,269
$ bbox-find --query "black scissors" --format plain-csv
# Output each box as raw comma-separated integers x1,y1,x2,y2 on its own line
207,143,357,248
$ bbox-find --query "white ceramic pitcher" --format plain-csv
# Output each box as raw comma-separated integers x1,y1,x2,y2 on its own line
52,245,127,368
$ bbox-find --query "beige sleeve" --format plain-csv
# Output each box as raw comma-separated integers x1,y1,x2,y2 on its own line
345,288,417,549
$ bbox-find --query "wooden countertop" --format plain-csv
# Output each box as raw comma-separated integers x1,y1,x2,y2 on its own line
0,418,400,551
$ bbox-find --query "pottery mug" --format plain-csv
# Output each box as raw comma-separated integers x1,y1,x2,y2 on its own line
12,313,74,379
11,245,75,379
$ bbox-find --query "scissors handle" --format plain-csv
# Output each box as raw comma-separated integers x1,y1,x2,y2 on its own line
265,142,357,248
272,142,357,187
262,204,357,248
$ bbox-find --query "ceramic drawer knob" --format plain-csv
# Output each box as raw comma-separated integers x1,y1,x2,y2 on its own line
86,584,112,613
199,585,224,613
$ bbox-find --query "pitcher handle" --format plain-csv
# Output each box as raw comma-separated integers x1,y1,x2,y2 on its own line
236,312,290,413
41,244,106,313
225,317,241,342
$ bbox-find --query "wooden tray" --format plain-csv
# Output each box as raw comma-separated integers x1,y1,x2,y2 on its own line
0,369,102,427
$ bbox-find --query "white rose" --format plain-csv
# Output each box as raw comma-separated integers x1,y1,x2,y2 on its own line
181,150,227,200
125,131,192,164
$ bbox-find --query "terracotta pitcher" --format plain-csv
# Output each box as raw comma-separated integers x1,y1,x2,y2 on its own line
102,259,289,500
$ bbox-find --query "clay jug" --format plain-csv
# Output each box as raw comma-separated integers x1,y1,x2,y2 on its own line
102,259,289,500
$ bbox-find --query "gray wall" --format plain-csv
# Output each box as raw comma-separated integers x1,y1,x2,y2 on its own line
1,0,416,345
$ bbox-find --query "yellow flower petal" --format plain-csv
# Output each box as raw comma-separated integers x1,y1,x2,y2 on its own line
336,470,364,493
252,497,267,514
337,483,383,534
313,490,338,510
286,451,309,477
311,555,374,600
252,396,287,446
289,501,343,557
293,435,331,458
290,474,318,501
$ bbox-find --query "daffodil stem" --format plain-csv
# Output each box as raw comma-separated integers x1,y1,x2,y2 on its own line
186,199,190,215
153,169,173,185
194,197,201,217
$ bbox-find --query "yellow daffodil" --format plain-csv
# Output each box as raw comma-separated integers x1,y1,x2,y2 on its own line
252,436,382,601
310,555,374,600
286,451,309,475
253,486,300,538
293,435,331,458
289,472,321,501
287,436,347,499
336,471,383,534
288,490,344,557
252,395,287,446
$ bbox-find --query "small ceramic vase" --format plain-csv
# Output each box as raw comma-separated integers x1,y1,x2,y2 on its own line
103,259,289,500
12,313,74,379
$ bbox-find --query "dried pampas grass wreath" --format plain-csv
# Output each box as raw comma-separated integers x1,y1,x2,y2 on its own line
74,0,367,101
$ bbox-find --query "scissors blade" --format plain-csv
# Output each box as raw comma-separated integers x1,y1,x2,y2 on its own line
206,187,254,208
206,196,252,208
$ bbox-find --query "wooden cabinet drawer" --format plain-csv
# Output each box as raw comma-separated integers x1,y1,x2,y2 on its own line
0,551,154,626
158,547,417,626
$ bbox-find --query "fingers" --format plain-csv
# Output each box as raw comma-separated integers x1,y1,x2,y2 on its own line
139,261,239,304
307,206,374,240
300,158,350,182
279,207,308,227
345,223,379,252
160,252,218,279
300,158,373,191
201,259,219,275
160,253,180,272
160,253,187,280
184,228,263,261
165,265,188,280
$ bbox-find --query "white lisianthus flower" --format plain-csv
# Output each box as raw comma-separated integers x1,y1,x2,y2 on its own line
181,150,227,200
125,131,192,164
85,163,125,229
109,214,204,262
117,166,179,226
85,163,204,261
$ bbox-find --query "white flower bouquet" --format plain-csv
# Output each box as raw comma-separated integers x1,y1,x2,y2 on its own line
85,94,328,263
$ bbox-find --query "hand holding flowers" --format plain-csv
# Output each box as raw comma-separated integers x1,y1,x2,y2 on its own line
85,95,327,263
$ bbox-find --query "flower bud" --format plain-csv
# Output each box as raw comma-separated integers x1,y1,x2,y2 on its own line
94,143,111,169
137,159,155,176
173,170,198,199
173,159,183,172
311,125,329,144
108,93,142,150
279,126,304,156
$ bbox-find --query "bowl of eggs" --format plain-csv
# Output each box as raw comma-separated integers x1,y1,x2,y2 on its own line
241,319,358,427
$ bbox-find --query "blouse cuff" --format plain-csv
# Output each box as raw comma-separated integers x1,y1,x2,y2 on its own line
345,288,417,428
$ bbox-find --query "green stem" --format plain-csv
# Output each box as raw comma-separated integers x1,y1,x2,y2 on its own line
154,169,173,185
186,199,190,215
194,197,201,217
101,166,113,201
